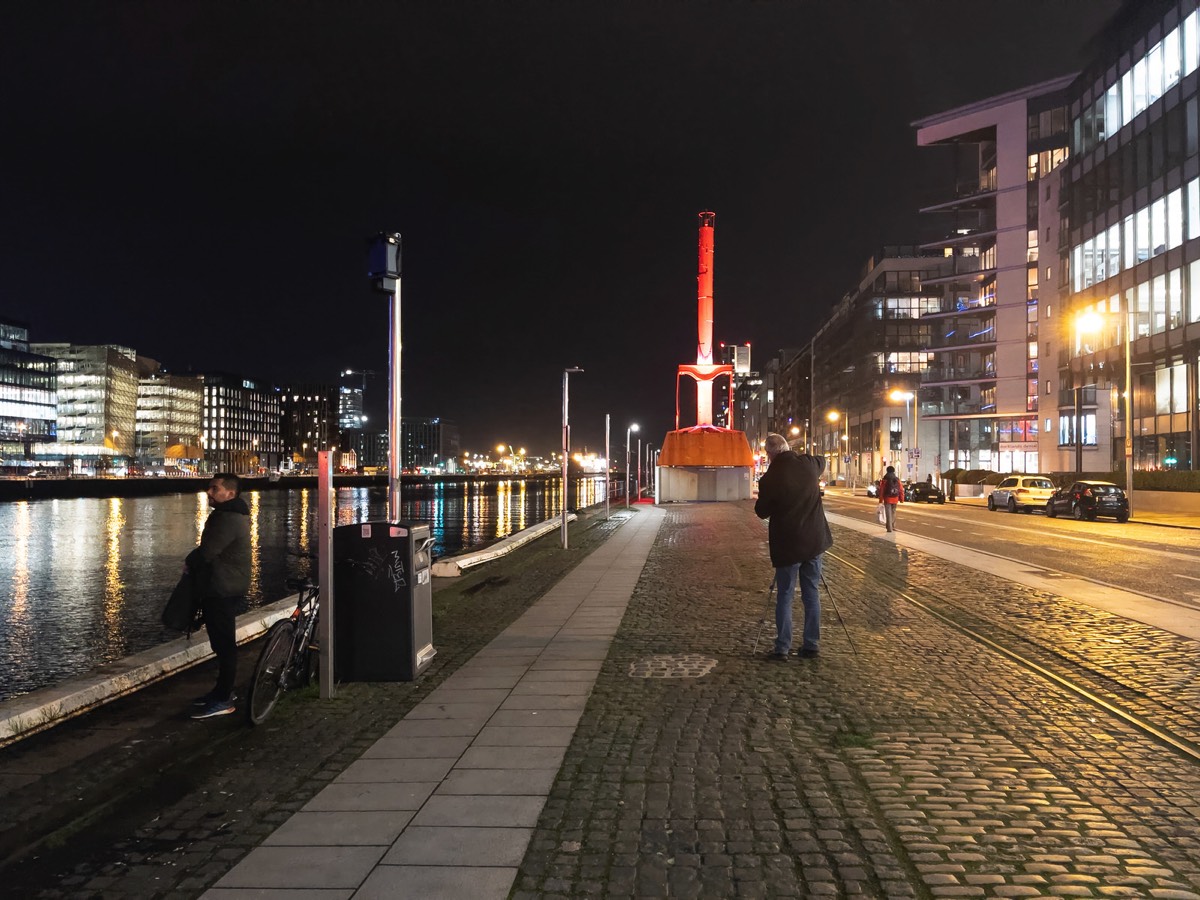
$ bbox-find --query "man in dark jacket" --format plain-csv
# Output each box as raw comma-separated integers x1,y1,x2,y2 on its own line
187,472,252,719
754,433,834,660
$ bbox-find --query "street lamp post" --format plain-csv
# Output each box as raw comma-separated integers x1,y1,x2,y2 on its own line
625,423,639,509
605,413,611,520
636,437,642,500
1077,308,1134,514
889,390,916,479
562,367,583,549
826,411,850,489
644,442,653,503
1124,300,1134,516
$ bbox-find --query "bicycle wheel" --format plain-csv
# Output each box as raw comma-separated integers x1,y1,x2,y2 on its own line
247,619,296,725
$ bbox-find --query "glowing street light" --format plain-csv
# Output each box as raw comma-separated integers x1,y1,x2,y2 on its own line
625,422,639,509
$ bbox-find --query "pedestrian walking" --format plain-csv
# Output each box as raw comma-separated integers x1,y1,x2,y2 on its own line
186,473,251,719
877,465,905,533
754,432,833,661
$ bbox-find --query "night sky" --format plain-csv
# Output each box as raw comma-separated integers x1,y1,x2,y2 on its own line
2,1,1120,455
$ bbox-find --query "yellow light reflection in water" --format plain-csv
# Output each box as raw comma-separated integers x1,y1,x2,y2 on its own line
298,488,310,556
10,501,30,619
247,490,262,600
517,479,527,532
196,490,210,542
461,483,470,546
104,497,126,642
496,480,509,538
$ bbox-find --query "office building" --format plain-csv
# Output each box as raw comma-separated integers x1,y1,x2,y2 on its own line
280,384,338,466
0,319,57,464
401,417,459,471
135,358,203,472
32,343,138,471
199,372,282,473
1055,0,1200,474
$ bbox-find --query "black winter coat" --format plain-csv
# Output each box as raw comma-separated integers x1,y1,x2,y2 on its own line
754,451,834,566
185,496,251,598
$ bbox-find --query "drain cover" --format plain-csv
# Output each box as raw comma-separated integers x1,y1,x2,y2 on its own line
628,654,717,679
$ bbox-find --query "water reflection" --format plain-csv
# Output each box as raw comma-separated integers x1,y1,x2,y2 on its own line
104,498,126,654
0,476,603,700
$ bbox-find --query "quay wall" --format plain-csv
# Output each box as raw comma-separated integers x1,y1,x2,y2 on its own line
0,472,570,503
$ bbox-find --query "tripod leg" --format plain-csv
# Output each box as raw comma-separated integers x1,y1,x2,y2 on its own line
752,575,776,655
820,571,858,657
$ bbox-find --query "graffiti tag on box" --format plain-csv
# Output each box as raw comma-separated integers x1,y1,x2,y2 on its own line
346,547,407,592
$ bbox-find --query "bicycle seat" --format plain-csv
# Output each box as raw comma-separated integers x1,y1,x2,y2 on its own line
285,577,314,591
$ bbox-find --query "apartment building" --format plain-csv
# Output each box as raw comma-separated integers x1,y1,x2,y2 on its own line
777,248,951,485
915,77,1074,474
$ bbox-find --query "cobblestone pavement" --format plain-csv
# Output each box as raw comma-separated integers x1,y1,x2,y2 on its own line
8,500,1200,899
514,502,1200,899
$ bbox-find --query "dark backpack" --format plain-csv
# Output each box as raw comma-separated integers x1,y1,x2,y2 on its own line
884,476,901,499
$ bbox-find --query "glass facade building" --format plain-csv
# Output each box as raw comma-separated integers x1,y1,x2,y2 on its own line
31,343,138,471
1058,0,1200,474
135,358,203,471
0,319,57,463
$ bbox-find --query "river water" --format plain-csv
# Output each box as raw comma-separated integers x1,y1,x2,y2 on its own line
0,476,609,701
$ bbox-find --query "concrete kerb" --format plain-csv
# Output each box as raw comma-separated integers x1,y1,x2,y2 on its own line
431,514,578,577
0,597,296,748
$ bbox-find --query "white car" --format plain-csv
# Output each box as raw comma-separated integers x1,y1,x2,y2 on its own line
988,475,1056,513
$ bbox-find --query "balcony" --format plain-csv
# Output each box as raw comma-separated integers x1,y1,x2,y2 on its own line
921,367,997,386
919,228,997,251
919,398,993,417
919,258,996,286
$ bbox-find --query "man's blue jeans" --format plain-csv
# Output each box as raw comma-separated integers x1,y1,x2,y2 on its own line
775,556,822,654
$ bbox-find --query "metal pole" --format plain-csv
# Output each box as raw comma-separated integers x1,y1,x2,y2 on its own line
809,337,815,453
636,437,642,500
388,277,402,522
605,413,611,520
1125,300,1134,515
625,424,637,508
562,368,582,548
317,450,335,698
1075,385,1083,475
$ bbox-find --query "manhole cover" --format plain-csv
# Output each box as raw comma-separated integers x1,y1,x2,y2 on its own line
628,654,717,679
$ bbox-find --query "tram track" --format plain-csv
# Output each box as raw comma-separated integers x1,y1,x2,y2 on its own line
826,547,1200,768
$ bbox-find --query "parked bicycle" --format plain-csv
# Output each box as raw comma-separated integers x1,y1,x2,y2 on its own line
246,575,320,725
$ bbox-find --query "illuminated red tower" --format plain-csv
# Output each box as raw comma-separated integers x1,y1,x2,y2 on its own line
657,212,754,500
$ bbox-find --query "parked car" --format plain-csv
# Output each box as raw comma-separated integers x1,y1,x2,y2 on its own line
1045,480,1130,522
987,474,1056,513
905,481,945,503
818,478,826,496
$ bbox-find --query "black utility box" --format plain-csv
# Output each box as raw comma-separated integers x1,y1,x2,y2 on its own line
332,521,436,681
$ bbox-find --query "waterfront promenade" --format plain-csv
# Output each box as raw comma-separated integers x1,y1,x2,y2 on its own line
3,500,1200,897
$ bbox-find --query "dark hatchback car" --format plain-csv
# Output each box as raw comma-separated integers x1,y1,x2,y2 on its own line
1045,480,1130,522
905,481,946,504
